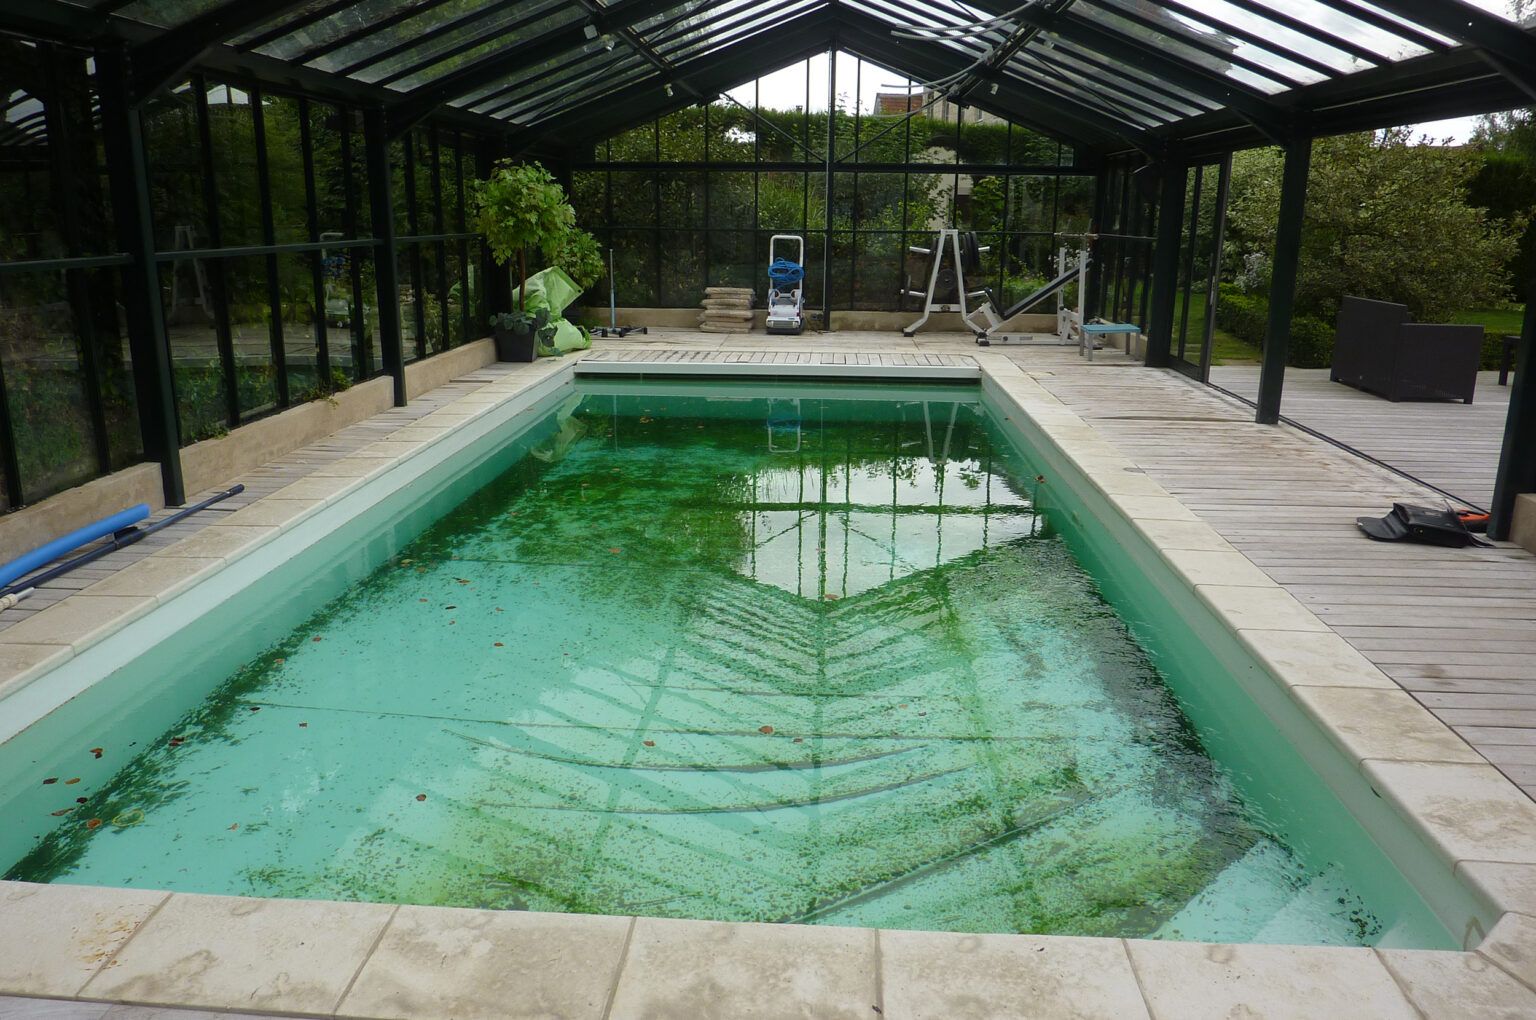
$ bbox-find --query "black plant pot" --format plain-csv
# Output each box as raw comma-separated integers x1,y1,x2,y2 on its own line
493,309,548,362
493,324,537,362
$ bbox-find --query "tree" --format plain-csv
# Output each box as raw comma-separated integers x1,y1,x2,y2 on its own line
469,161,573,311
1226,129,1522,323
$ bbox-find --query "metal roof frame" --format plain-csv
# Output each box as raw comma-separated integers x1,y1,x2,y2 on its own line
1,0,1533,157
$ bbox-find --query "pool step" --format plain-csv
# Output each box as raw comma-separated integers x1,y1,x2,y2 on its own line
1154,840,1367,945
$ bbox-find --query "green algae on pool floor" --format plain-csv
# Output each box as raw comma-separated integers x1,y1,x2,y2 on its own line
2,384,1422,943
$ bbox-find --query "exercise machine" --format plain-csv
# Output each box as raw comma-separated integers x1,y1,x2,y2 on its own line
974,243,1137,360
593,247,647,338
766,234,806,335
902,229,993,337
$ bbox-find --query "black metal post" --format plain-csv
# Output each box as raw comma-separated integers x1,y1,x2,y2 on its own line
1490,296,1536,540
1256,137,1311,425
251,87,291,408
1198,154,1233,382
364,106,406,406
1085,164,1109,319
1145,156,1186,367
298,98,331,388
97,47,186,506
822,46,835,331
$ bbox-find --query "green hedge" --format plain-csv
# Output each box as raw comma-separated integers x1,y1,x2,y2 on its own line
1214,285,1334,369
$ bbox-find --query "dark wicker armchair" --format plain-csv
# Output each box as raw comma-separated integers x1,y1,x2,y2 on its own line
1330,296,1483,403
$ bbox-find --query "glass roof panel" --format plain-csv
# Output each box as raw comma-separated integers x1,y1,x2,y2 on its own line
356,3,582,89
998,63,1165,130
1236,0,1432,63
1043,37,1221,112
110,0,226,27
1085,0,1327,86
250,0,457,64
1069,3,1293,94
1019,47,1206,120
1327,1,1457,51
1154,0,1373,76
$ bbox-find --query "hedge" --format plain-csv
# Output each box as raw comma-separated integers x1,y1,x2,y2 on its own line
1214,285,1334,369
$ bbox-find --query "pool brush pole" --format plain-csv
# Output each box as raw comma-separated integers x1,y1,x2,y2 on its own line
0,484,246,599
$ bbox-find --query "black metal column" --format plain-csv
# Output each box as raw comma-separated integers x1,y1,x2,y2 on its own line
822,46,835,332
364,107,406,407
97,48,186,506
1144,157,1186,368
1490,296,1536,540
1256,137,1311,425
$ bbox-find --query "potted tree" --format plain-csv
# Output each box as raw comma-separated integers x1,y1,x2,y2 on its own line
470,161,574,361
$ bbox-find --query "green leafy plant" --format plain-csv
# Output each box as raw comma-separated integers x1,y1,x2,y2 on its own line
555,227,605,290
469,161,574,311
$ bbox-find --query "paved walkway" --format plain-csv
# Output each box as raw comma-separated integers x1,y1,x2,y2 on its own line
1210,366,1514,511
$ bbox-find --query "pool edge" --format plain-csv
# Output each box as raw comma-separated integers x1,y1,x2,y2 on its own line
0,348,1533,1018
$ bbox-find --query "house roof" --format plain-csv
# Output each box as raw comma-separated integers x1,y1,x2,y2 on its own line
6,0,1535,157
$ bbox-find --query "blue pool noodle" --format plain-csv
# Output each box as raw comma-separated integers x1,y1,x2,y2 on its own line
0,504,150,589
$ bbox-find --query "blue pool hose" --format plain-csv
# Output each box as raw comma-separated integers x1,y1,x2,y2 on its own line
0,484,245,600
0,504,150,589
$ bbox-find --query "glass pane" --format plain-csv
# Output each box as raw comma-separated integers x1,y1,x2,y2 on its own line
279,253,324,401
161,258,229,445
608,121,657,163
262,94,308,244
353,3,581,90
143,86,208,252
658,109,704,162
1091,0,1329,85
659,172,705,229
223,255,279,420
707,230,755,290
250,0,442,63
207,83,263,247
658,231,704,306
609,171,657,228
0,271,98,500
1072,3,1292,93
114,0,227,28
612,228,656,306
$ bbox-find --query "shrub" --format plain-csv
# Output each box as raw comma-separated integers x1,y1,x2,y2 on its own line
1214,284,1334,368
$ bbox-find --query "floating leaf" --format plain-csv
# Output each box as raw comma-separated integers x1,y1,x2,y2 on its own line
609,548,622,554
793,737,804,744
415,794,427,802
312,636,323,642
229,823,239,831
299,722,308,728
248,706,261,712
759,725,774,735
85,818,102,830
50,808,73,816
41,777,57,785
168,737,184,747
89,747,104,759
75,797,87,804
824,593,839,601
274,657,285,665
445,605,457,610
493,642,504,648
643,740,655,747
65,777,80,785
112,809,145,828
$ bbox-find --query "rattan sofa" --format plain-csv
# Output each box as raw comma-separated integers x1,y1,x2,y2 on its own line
1330,295,1483,403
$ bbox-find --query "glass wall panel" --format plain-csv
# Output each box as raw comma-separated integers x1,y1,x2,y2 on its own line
0,272,98,498
223,255,279,421
207,83,263,247
263,95,309,244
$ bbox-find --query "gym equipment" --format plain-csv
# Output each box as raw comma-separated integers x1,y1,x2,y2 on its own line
973,242,1137,360
593,248,647,338
901,229,992,338
766,235,806,335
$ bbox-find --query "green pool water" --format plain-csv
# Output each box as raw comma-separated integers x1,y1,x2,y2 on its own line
3,381,1454,944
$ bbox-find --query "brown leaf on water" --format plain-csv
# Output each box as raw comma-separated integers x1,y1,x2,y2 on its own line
50,808,73,816
793,737,804,744
85,818,102,830
643,740,655,747
274,657,285,665
248,706,261,712
312,636,323,642
76,797,87,804
65,777,80,785
419,598,429,603
168,738,184,747
445,605,457,610
42,777,57,785
299,722,308,728
228,823,239,830
493,642,504,648
609,548,622,554
90,747,104,758
415,794,427,802
759,725,774,735
824,593,839,601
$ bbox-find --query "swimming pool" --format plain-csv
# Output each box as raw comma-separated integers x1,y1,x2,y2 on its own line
0,377,1470,946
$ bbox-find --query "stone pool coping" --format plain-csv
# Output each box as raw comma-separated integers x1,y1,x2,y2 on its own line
1,349,1535,1017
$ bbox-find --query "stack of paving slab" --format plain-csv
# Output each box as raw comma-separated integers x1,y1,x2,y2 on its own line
699,287,754,333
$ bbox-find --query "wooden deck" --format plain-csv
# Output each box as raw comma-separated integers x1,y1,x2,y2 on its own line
1036,366,1536,800
1210,366,1513,511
